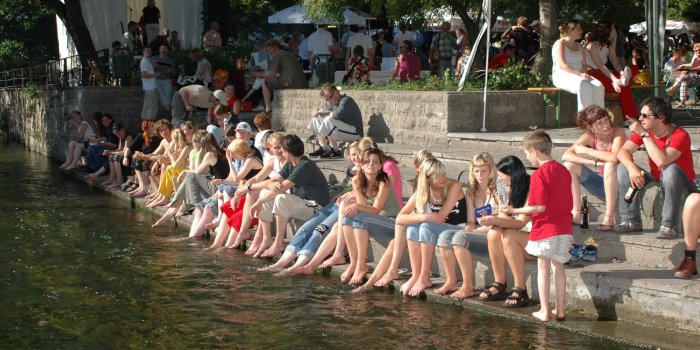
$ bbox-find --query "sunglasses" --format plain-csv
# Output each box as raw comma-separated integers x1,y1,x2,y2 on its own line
639,113,656,119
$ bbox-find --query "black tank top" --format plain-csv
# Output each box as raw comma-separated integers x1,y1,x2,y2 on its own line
244,157,263,180
428,196,468,225
209,155,230,179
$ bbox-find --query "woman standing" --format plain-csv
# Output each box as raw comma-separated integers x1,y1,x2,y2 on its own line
551,20,605,113
142,0,161,46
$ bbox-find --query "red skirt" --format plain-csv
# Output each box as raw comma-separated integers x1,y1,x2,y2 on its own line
220,195,258,232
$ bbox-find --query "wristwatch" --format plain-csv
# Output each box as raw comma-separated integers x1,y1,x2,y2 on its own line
641,132,650,139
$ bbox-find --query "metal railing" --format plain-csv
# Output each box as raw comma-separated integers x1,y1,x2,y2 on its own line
0,49,111,88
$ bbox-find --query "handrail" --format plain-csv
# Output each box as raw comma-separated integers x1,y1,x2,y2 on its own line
0,49,111,88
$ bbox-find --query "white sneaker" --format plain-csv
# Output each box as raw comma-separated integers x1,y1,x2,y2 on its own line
620,66,632,87
252,105,264,112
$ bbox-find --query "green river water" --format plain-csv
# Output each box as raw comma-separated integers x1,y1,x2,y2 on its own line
0,143,642,349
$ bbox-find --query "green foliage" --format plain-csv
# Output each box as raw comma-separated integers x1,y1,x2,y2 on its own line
487,60,551,90
668,0,700,21
0,0,56,69
24,82,41,100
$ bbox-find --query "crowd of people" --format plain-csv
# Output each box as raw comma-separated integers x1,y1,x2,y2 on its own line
59,77,699,322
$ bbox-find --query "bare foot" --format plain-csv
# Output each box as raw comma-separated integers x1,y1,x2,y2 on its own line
252,239,273,258
340,267,354,283
319,255,346,269
532,309,550,322
261,244,285,258
291,265,316,275
273,269,293,277
257,264,281,272
229,231,252,249
450,287,476,299
551,309,566,321
151,217,171,228
204,219,220,230
408,279,433,297
374,270,400,287
147,197,169,208
352,284,373,294
349,265,369,285
434,282,457,295
400,276,418,295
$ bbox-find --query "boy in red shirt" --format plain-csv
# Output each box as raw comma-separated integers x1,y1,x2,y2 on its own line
501,130,573,322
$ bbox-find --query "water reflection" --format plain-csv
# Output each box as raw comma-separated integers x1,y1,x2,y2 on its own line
0,144,638,349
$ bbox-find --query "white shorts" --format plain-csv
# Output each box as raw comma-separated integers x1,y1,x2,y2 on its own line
307,115,360,142
525,235,573,263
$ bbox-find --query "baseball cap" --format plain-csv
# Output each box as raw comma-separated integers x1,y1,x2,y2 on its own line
213,89,227,104
112,121,125,133
235,122,252,133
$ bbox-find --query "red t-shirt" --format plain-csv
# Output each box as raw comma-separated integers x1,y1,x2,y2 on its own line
629,126,695,182
226,96,239,111
528,161,573,240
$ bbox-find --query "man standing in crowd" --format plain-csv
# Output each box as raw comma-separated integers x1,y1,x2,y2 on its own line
251,39,307,113
346,25,374,69
307,24,335,63
615,97,696,238
202,21,222,48
140,47,159,120
152,44,174,116
430,22,456,78
308,84,363,158
170,84,219,126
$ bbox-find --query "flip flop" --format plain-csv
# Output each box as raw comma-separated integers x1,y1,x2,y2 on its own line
597,224,614,231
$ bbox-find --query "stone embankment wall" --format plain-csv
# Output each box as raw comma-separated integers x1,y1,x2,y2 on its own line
272,89,578,146
0,86,144,159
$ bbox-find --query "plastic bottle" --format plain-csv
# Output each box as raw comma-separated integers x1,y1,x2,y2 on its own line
580,195,589,229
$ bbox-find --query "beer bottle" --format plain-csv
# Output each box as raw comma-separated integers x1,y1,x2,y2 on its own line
624,171,645,203
580,195,589,229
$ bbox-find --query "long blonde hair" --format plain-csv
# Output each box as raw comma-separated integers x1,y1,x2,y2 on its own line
415,158,447,214
467,152,496,197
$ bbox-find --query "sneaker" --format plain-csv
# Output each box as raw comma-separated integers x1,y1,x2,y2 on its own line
569,244,585,262
620,66,632,86
252,105,265,112
308,148,327,157
674,257,697,279
656,225,679,239
319,148,342,159
614,221,642,233
581,245,598,262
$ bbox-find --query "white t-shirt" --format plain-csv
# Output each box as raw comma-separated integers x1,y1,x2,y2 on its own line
140,57,157,91
393,30,414,46
307,28,334,57
347,32,373,57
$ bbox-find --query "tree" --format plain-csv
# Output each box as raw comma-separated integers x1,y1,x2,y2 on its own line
39,0,95,65
531,0,557,74
0,0,57,69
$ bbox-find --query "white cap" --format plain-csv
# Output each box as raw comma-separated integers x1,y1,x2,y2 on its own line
235,122,252,133
213,90,227,104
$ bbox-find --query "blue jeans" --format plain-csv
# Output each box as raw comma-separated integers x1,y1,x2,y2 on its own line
407,222,463,246
578,166,605,199
617,163,695,228
285,203,339,258
342,211,395,239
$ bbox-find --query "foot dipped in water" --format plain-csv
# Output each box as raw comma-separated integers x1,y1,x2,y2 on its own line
400,276,418,295
408,278,433,297
348,265,368,286
531,308,556,322
260,244,285,258
374,270,400,287
252,238,273,257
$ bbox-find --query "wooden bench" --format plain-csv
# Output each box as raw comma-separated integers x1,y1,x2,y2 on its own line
527,87,563,128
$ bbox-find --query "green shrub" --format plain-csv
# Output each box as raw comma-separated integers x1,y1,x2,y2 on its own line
24,82,40,100
487,60,552,90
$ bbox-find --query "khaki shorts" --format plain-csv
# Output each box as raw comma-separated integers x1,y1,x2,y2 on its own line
525,235,573,263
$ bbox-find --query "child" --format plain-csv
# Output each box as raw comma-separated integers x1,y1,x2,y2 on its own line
501,130,573,322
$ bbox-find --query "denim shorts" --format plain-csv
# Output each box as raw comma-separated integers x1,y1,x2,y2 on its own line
342,211,395,239
438,229,489,255
407,222,464,246
578,166,605,199
194,197,219,215
217,183,237,197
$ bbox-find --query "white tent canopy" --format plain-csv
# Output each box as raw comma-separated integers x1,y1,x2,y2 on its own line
629,19,689,35
267,5,370,25
57,0,204,59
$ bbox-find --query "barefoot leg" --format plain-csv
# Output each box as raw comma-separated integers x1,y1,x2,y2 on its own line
340,224,356,283
451,245,475,298
378,224,407,287
532,257,552,322
409,242,435,297
434,247,457,295
259,251,296,271
401,238,421,295
349,228,370,285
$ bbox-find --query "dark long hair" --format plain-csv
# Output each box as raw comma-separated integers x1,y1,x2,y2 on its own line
355,148,389,197
497,156,530,208
590,20,613,46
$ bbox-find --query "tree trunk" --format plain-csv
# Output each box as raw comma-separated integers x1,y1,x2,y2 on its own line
40,0,95,69
532,0,557,75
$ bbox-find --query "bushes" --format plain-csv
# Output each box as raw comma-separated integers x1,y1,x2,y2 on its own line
341,59,551,92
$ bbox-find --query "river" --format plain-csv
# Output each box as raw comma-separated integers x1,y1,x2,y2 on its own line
0,143,640,349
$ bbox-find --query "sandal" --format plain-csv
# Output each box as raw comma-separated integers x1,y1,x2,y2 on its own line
503,287,530,308
597,224,614,231
479,282,508,301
